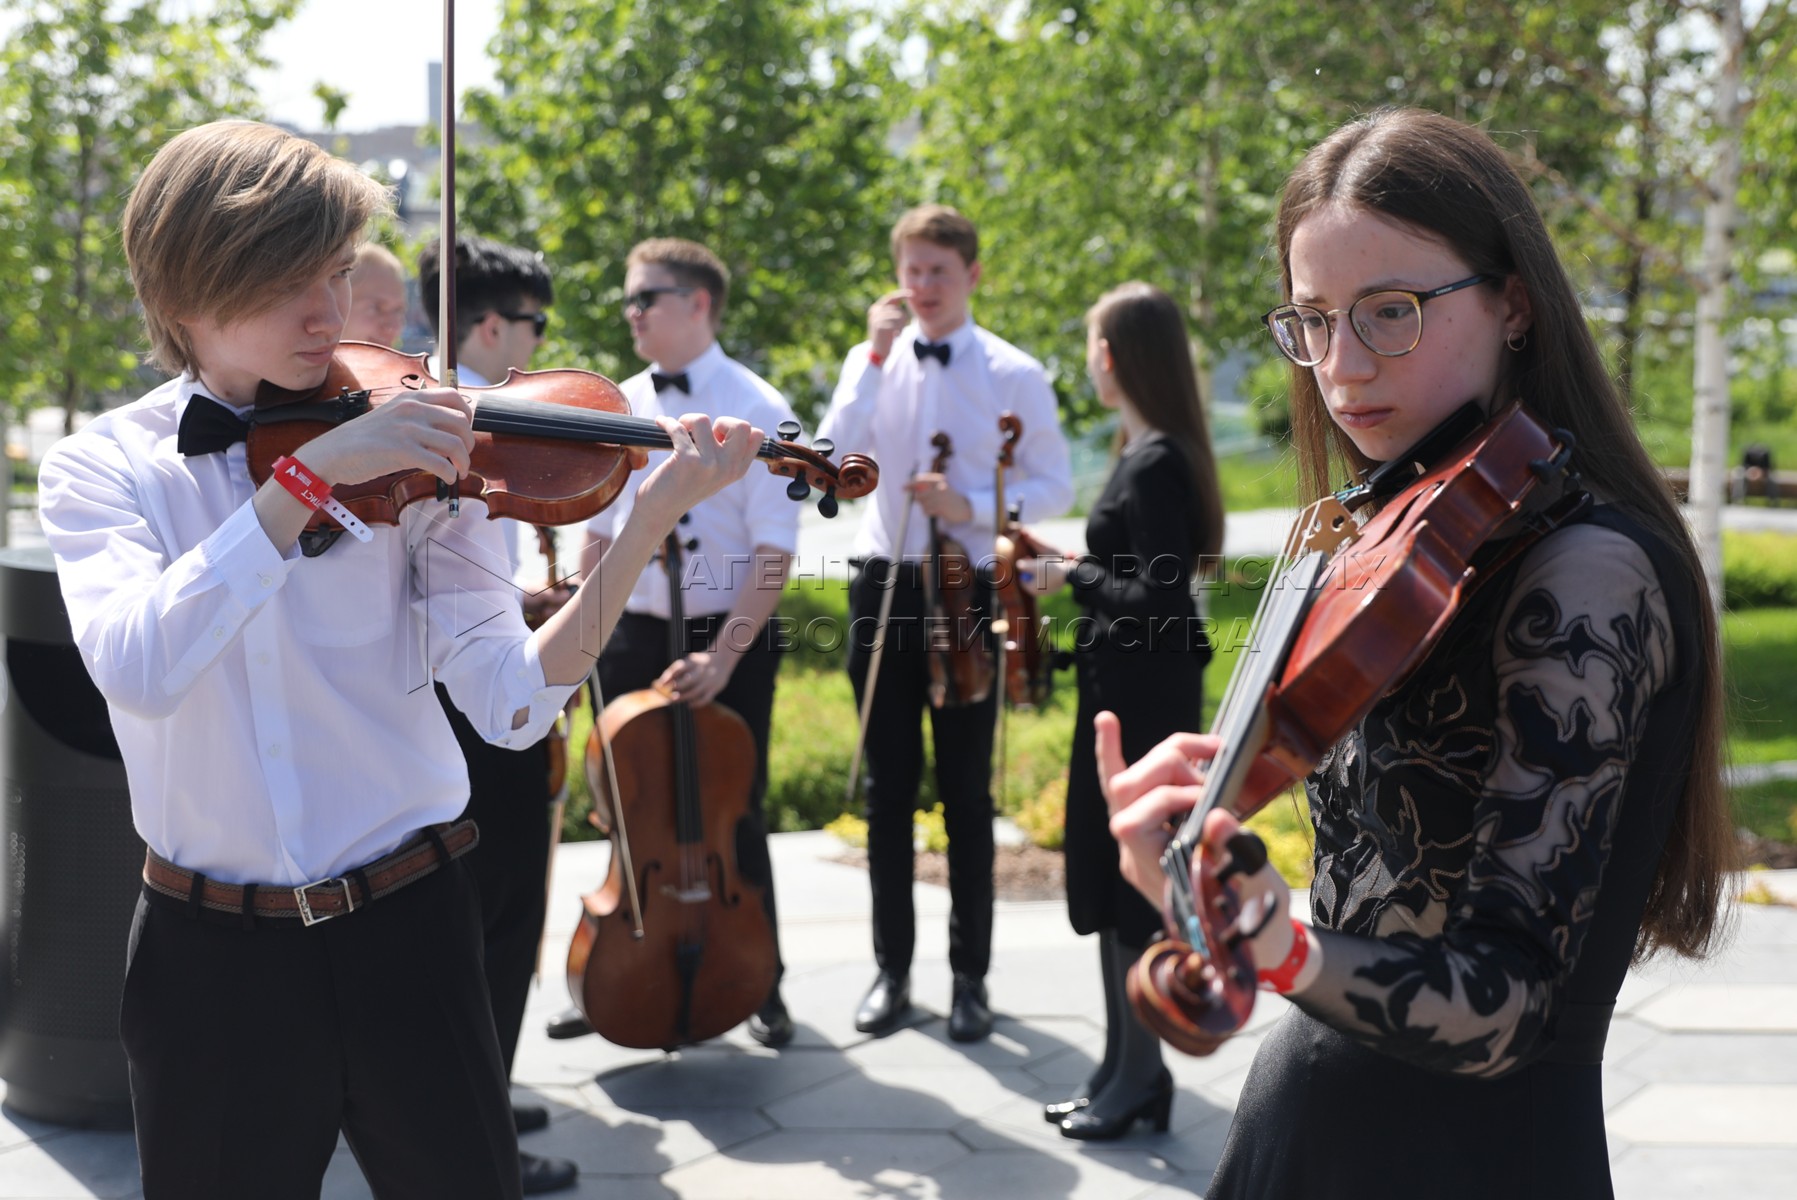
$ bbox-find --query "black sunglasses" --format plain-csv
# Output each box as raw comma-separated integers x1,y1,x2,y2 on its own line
623,286,697,315
496,310,549,337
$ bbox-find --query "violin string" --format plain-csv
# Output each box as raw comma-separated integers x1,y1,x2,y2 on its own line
472,395,792,461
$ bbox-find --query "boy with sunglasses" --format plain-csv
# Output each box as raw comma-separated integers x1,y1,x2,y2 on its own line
544,237,802,1048
37,121,760,1199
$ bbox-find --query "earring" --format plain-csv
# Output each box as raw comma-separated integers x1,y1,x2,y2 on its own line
1506,330,1529,352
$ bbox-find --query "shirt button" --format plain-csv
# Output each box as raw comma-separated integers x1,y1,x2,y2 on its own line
255,652,271,666
267,743,282,758
259,574,272,587
212,627,225,640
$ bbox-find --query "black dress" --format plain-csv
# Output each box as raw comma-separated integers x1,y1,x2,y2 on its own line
1063,433,1212,949
1208,506,1705,1199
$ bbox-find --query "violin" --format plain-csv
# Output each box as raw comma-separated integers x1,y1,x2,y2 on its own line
921,431,995,709
1128,401,1586,1055
565,532,777,1050
245,341,877,532
990,413,1053,710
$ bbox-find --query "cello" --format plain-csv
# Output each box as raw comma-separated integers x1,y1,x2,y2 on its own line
565,531,776,1050
1124,401,1587,1055
990,412,1054,710
921,432,995,709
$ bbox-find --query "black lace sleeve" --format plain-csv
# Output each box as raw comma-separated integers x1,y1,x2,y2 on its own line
1290,522,1676,1077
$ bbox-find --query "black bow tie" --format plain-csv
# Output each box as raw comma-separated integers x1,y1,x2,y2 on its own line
914,339,951,367
651,371,691,395
177,395,252,456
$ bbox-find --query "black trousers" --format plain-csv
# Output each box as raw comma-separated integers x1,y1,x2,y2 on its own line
596,610,785,984
847,560,996,980
120,861,521,1200
436,683,553,1077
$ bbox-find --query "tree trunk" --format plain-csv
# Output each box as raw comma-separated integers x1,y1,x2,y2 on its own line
1687,0,1745,611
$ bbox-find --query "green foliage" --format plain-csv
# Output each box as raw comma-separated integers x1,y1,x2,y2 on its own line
0,0,299,427
1723,533,1797,610
458,0,903,425
1725,606,1797,766
893,0,1621,409
1730,778,1797,845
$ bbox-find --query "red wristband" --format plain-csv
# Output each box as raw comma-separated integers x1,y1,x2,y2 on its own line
1257,919,1311,994
867,349,886,368
271,455,332,510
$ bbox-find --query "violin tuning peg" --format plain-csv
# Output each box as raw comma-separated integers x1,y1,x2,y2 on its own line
786,478,811,503
812,437,834,457
1224,830,1269,877
817,490,839,520
777,419,802,442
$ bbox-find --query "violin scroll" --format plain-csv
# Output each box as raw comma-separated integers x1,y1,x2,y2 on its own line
1126,828,1268,1057
761,418,876,519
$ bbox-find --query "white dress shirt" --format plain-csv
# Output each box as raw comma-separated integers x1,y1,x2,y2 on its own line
586,341,801,619
817,317,1074,562
38,375,579,886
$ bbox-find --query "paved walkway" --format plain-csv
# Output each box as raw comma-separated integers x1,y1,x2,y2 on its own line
2,832,1793,1199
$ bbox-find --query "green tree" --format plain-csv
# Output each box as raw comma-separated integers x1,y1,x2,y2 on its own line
457,0,903,425
893,0,1618,418
0,0,299,435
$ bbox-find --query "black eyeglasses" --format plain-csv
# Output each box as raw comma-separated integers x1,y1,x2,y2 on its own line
1262,275,1494,367
496,310,549,337
623,286,697,316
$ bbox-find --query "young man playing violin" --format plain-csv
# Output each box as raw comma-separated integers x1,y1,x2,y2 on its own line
817,205,1073,1042
415,233,577,1194
36,120,763,1200
543,236,803,1049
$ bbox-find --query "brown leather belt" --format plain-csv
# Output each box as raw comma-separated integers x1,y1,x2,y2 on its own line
142,820,480,926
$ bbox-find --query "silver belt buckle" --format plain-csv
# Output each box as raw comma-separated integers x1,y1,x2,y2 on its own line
293,877,356,926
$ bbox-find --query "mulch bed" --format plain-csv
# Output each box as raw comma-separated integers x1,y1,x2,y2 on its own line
833,843,1067,902
1740,834,1797,870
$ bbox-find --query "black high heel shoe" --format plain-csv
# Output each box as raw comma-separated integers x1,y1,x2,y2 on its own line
1057,1070,1173,1140
1042,1094,1090,1124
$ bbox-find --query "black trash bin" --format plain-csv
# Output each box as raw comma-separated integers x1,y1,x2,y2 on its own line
0,545,140,1129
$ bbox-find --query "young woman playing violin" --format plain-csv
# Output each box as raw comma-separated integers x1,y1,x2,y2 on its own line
1099,108,1732,1199
1016,282,1224,1140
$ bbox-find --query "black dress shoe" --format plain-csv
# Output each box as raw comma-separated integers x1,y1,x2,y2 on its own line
853,971,911,1034
948,973,993,1042
747,992,794,1047
1058,1069,1174,1140
544,1006,593,1041
519,1150,578,1194
512,1103,549,1134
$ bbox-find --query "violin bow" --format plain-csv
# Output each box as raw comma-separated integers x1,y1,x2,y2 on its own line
437,0,461,517
435,0,644,939
845,467,918,806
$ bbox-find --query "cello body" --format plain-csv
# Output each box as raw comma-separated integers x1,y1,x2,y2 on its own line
564,533,779,1051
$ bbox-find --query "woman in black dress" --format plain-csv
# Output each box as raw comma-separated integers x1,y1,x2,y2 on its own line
1018,281,1223,1140
1099,109,1733,1198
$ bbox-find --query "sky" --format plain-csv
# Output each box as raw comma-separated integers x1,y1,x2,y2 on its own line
250,0,504,131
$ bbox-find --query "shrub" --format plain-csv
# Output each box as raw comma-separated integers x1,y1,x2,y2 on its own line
1723,532,1797,609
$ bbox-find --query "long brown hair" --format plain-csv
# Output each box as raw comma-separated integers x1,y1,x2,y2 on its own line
1273,108,1731,960
1087,282,1225,564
